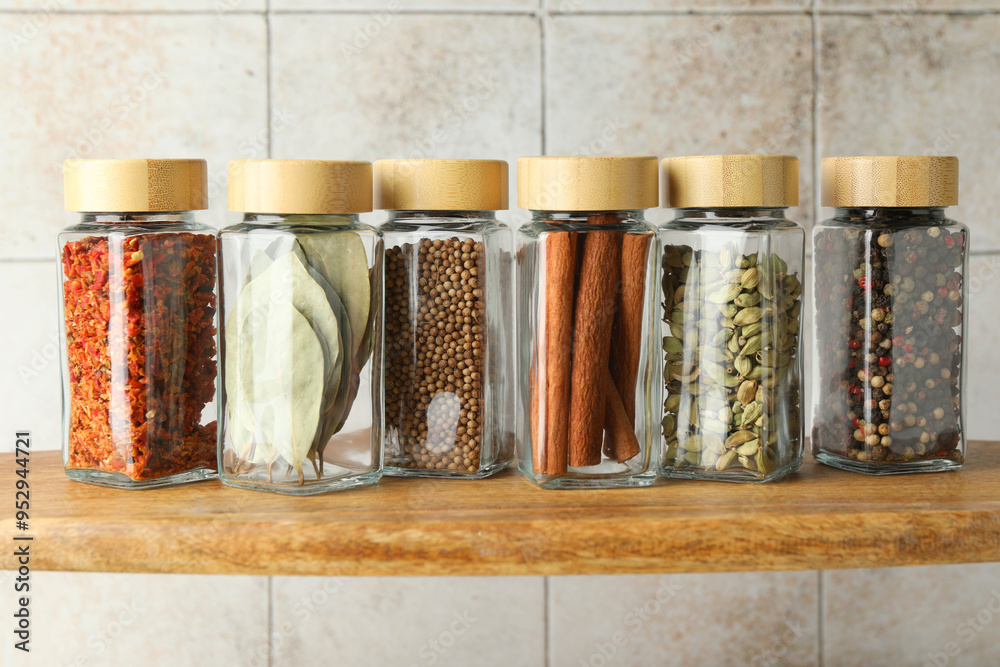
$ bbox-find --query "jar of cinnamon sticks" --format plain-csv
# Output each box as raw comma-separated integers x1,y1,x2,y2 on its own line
377,159,515,478
517,156,659,488
659,155,804,482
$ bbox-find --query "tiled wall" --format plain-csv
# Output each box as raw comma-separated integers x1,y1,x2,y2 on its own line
2,0,1000,665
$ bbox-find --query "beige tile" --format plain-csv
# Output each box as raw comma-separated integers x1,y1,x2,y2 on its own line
272,0,537,10
0,262,61,452
270,13,542,217
547,0,808,9
0,571,267,666
965,255,1000,442
271,576,545,666
820,0,1000,9
819,14,1000,251
545,15,815,232
549,572,819,666
0,0,264,8
0,13,268,260
823,563,1000,666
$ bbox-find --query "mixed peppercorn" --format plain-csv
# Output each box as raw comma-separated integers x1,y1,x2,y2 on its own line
813,224,965,465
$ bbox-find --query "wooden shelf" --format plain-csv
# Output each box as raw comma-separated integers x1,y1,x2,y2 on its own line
5,445,1000,577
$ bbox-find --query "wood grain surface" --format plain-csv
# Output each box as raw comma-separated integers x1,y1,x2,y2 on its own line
4,445,1000,577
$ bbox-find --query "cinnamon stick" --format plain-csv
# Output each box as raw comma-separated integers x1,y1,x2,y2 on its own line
536,231,575,475
602,366,641,462
568,222,622,467
610,233,652,426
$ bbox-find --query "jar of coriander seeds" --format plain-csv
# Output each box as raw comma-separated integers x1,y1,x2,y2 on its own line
812,156,967,474
376,159,515,478
659,155,805,483
220,160,383,494
60,159,218,488
517,156,659,489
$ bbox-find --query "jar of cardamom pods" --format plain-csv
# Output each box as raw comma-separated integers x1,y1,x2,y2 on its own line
517,155,659,489
659,155,804,482
376,159,515,478
220,160,384,494
812,156,967,474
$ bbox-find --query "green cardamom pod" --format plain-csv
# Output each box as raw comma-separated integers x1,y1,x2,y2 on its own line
733,307,763,326
708,283,742,304
741,322,762,338
734,355,753,378
740,334,763,357
662,336,683,354
734,292,762,308
736,439,760,456
715,449,738,471
725,430,757,449
740,267,761,290
741,401,763,427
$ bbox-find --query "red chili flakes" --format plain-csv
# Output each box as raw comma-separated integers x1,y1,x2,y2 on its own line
63,233,218,481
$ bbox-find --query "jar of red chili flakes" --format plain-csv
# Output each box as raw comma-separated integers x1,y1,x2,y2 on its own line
60,159,219,488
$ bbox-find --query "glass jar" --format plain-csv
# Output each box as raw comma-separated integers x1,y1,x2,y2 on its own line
812,156,967,474
516,156,659,489
59,159,218,488
376,159,514,478
220,160,383,494
659,155,805,482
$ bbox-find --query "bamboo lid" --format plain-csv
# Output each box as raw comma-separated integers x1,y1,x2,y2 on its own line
374,159,508,211
664,155,799,208
517,155,659,211
64,159,208,212
228,160,373,214
821,156,958,207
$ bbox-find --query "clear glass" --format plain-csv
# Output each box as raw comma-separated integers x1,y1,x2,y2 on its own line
517,210,657,489
381,211,514,478
59,212,218,488
218,214,384,494
658,209,805,483
811,207,968,474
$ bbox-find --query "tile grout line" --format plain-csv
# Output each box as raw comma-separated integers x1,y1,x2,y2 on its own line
544,576,551,667
266,0,273,159
817,571,825,666
539,7,547,155
268,576,274,667
812,0,822,240
0,7,996,16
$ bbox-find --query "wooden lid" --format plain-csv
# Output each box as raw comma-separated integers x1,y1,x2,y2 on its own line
374,159,508,211
517,155,658,211
64,159,208,212
228,160,373,214
821,156,958,207
664,155,799,208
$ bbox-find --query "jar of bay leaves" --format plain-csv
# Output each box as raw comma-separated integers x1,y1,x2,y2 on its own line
659,155,804,482
376,159,514,478
220,160,383,494
517,156,659,489
812,156,967,474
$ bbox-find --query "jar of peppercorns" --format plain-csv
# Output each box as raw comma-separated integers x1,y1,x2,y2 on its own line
60,159,218,488
376,159,514,478
220,160,384,494
659,155,805,483
516,156,659,489
812,156,967,474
